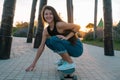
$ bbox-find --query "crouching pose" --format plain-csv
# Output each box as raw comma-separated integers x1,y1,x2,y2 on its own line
25,5,83,71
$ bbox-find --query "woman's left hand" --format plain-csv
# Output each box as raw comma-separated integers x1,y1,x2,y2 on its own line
25,63,36,72
57,35,67,40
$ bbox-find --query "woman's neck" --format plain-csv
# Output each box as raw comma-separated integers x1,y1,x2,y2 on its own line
49,21,55,28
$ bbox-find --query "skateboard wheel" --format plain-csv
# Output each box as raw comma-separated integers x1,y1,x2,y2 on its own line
60,78,65,80
60,73,65,80
73,75,77,80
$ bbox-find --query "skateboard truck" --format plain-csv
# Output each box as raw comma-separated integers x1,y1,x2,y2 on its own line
58,68,77,80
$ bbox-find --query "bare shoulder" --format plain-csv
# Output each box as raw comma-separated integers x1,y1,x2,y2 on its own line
56,21,67,28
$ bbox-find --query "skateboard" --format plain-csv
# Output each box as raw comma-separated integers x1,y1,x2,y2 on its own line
58,68,77,80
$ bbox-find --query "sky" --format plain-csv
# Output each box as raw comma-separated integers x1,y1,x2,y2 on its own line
0,0,120,29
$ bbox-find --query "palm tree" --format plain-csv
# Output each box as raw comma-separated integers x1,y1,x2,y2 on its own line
103,0,114,56
66,0,73,23
93,0,98,39
34,0,47,48
0,0,16,59
27,0,38,43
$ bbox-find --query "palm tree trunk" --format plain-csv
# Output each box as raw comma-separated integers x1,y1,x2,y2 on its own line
34,0,47,48
0,0,16,59
103,0,114,56
66,0,73,23
93,0,98,39
27,0,38,43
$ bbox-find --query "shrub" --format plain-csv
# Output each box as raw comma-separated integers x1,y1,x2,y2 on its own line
83,31,94,40
13,27,28,37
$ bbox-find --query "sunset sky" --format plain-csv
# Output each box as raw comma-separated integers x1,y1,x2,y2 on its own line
0,0,120,29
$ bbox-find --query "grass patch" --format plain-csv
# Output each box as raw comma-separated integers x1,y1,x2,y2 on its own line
114,41,120,51
82,40,120,51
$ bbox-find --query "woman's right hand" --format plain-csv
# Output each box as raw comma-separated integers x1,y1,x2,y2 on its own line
25,63,35,72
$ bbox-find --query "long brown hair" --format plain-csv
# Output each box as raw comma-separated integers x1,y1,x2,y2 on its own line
41,5,78,45
41,5,63,24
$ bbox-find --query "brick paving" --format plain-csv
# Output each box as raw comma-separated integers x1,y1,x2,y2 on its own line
0,37,120,80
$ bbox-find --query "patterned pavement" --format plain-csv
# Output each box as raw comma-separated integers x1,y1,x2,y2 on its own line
0,37,120,80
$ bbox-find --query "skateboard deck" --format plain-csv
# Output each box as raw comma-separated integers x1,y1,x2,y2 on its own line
58,68,77,80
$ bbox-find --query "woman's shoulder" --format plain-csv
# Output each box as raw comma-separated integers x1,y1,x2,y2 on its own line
56,21,67,27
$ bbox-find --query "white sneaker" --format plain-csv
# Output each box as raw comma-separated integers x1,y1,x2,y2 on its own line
57,61,75,70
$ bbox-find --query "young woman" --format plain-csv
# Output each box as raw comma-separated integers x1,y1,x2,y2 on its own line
25,5,83,71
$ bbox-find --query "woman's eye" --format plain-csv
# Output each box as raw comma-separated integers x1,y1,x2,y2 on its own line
45,13,48,15
50,13,53,15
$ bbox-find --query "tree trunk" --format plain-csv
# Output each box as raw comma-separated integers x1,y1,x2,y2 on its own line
27,0,38,43
103,0,114,56
66,0,73,23
93,0,98,39
0,0,16,59
34,0,47,48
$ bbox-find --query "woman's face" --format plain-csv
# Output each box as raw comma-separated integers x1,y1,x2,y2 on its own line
44,9,54,24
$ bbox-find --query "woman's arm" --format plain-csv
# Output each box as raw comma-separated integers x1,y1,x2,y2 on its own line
57,22,80,32
25,29,48,71
56,22,80,40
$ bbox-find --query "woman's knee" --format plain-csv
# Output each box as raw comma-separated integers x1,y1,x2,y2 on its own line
45,36,64,50
49,36,62,45
46,36,57,44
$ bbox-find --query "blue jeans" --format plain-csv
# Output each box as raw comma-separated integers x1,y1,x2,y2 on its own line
45,36,83,57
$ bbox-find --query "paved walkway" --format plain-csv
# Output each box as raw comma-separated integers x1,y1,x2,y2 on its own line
0,37,120,80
